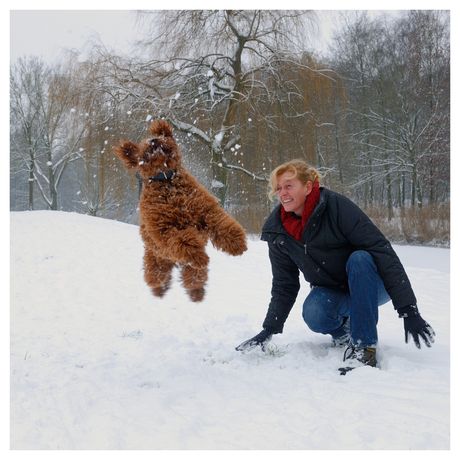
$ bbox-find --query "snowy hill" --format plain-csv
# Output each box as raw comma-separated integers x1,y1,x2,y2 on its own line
10,211,450,449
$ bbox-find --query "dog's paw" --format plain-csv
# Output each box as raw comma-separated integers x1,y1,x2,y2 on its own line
171,228,209,268
152,285,169,298
226,239,248,256
188,287,205,302
213,227,248,256
185,249,210,269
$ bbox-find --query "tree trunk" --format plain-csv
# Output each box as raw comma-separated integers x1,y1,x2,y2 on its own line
211,150,228,205
28,158,34,211
46,149,58,210
386,171,393,219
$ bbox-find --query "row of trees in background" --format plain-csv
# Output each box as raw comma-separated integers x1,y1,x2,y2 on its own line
329,11,449,217
10,10,450,244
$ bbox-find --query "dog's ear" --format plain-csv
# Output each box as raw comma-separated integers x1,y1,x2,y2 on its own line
114,141,141,170
148,119,173,138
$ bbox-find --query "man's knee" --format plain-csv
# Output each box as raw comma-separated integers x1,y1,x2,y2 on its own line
346,250,375,272
302,303,324,332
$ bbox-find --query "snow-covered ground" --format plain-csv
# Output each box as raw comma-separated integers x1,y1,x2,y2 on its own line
10,211,450,450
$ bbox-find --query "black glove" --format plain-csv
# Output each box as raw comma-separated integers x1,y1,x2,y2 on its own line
398,305,436,349
236,328,275,352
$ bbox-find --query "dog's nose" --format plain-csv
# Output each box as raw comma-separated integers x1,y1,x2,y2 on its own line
151,138,159,147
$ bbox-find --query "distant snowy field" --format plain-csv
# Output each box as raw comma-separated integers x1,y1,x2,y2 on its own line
10,211,450,450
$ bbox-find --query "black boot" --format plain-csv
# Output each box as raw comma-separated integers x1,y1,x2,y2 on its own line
331,318,350,347
339,345,377,375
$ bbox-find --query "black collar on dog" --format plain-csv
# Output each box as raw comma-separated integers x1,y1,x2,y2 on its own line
135,171,175,184
148,170,175,182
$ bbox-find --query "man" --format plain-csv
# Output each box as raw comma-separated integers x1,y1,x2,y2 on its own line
236,160,435,374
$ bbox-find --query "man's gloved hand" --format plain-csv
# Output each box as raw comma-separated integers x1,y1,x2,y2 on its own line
398,305,436,349
235,328,275,352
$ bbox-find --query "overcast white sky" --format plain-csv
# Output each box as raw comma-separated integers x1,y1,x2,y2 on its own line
10,10,138,62
11,9,333,62
9,4,445,64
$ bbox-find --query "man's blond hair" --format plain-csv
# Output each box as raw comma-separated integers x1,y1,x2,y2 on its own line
268,159,321,201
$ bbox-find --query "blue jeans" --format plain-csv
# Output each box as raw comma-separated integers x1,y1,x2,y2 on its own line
302,250,391,348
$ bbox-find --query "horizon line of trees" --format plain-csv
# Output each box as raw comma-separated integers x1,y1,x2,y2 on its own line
10,10,450,243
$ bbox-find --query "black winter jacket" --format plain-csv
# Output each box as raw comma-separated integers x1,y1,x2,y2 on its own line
261,187,416,333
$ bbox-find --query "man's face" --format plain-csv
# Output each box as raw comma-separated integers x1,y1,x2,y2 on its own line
277,171,312,216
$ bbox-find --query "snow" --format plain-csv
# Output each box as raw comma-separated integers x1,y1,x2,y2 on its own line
77,44,93,63
10,211,450,450
211,179,225,189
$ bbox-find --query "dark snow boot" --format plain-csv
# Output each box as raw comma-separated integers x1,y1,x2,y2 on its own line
331,334,350,348
339,345,377,375
331,317,350,348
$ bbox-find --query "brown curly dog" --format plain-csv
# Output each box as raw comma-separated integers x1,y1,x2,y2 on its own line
114,119,248,302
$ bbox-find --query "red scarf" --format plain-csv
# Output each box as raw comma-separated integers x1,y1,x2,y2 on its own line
280,181,321,241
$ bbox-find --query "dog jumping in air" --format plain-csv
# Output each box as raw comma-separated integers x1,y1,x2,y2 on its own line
114,119,248,302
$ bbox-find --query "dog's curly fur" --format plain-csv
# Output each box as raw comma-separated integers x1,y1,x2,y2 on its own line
114,119,248,302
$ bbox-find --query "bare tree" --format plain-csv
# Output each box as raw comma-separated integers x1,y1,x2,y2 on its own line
328,11,450,212
10,56,48,210
397,10,450,206
10,57,89,210
36,67,90,209
81,10,319,204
